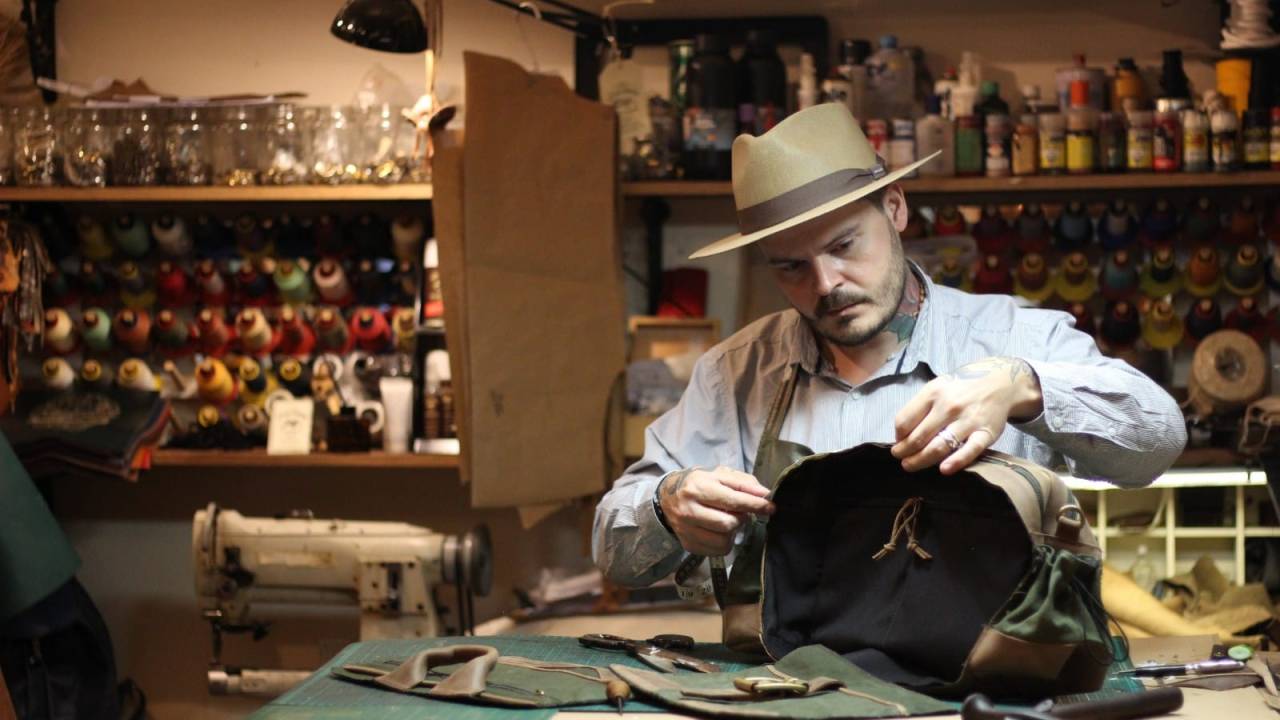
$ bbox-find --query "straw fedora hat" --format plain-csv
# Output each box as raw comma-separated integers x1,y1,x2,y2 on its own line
689,103,940,259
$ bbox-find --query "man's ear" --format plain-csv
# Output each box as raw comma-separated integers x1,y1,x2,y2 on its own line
882,184,909,233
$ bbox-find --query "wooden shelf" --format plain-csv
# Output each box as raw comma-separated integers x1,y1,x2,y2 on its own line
623,170,1280,199
0,184,433,203
151,448,458,470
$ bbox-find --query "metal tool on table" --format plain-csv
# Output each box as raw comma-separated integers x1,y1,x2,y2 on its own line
578,633,720,673
1118,657,1244,678
961,686,1183,720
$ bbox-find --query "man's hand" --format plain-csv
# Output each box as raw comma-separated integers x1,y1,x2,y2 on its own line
658,466,775,556
891,357,1043,475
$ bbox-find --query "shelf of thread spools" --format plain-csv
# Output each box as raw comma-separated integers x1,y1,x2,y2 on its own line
901,194,1279,410
24,205,461,469
0,184,433,203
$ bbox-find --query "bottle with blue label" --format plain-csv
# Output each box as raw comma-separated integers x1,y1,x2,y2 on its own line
683,33,736,180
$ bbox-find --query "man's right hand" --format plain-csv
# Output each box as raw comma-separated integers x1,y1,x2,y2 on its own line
658,466,775,556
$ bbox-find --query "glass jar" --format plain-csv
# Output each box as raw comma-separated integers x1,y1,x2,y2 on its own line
363,104,404,184
394,113,428,183
17,106,58,186
0,107,15,185
211,105,261,186
263,104,307,185
61,107,112,187
165,107,211,185
310,105,360,184
112,107,160,185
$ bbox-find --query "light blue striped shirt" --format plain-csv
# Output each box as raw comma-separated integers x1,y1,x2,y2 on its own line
593,269,1187,587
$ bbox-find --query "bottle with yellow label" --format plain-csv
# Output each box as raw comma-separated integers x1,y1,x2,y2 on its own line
1065,80,1096,175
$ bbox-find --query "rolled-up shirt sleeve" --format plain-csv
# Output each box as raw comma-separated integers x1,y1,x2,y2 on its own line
592,353,742,587
1013,313,1187,487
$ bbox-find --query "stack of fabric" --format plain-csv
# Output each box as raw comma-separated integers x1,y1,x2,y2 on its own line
0,387,170,481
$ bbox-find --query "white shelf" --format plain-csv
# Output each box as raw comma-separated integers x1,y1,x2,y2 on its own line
1064,467,1261,491
1104,527,1280,539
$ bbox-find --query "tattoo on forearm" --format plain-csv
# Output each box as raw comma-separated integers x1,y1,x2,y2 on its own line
663,469,692,497
951,357,1032,384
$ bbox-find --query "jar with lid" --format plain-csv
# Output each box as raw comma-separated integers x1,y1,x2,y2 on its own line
1125,109,1153,171
1037,111,1066,174
1011,114,1037,176
0,108,13,185
1210,107,1240,172
1097,111,1125,172
682,33,735,180
165,108,211,185
310,105,359,184
17,106,58,186
1242,108,1269,169
265,104,307,185
984,113,1011,177
955,115,983,176
361,104,404,184
112,107,160,185
1153,99,1184,172
1181,108,1209,172
211,105,263,186
61,107,111,187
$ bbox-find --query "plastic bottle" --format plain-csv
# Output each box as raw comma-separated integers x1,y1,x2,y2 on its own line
1126,109,1153,171
1098,111,1126,172
1160,49,1191,101
951,51,982,119
1211,106,1240,172
1112,57,1147,112
1012,114,1038,176
1066,80,1096,175
1130,544,1156,594
866,35,915,119
796,52,818,111
955,115,984,176
934,67,959,120
682,33,735,180
888,118,917,176
975,81,1010,123
1056,53,1106,111
1038,111,1066,174
915,94,954,176
1154,98,1187,172
837,39,872,121
1182,108,1210,173
1243,107,1270,169
736,30,787,136
985,113,1011,177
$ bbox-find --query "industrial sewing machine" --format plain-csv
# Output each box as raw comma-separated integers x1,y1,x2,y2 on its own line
192,503,492,696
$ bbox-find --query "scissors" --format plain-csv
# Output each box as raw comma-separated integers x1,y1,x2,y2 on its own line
578,633,720,673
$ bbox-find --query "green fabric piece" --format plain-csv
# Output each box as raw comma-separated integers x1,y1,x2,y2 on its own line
612,645,954,719
0,431,79,624
332,654,611,708
993,544,1109,650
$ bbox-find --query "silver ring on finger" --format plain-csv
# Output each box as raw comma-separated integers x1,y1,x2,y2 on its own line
936,426,962,452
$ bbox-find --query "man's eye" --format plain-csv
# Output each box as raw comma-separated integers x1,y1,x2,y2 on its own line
834,239,855,254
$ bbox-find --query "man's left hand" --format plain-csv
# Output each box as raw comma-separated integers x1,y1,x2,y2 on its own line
891,356,1043,475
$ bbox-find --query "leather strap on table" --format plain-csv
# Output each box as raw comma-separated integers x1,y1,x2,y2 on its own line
362,644,499,695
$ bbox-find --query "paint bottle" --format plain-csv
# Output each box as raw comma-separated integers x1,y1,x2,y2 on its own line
1153,99,1185,172
1037,111,1066,174
1271,106,1280,170
1112,57,1146,113
1242,108,1270,169
1065,80,1096,175
1125,110,1153,171
1210,107,1240,173
984,113,1011,177
1011,114,1038,176
955,115,983,176
1097,112,1125,173
888,118,917,176
1182,109,1210,173
915,95,954,176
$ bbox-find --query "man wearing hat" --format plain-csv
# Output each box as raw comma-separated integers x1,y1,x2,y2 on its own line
593,103,1185,587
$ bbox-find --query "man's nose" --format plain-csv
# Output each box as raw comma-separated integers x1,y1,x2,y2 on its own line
813,255,842,295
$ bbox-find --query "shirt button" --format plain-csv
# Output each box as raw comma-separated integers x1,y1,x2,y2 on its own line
1050,417,1062,431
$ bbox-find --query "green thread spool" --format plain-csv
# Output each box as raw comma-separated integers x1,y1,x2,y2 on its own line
81,308,113,353
112,214,151,258
274,260,312,305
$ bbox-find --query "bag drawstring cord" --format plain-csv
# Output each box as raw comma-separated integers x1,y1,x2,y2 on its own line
872,497,932,561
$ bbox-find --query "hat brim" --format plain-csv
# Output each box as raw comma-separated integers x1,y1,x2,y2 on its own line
688,151,942,260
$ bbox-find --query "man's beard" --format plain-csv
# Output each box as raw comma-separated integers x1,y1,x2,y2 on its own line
808,239,908,348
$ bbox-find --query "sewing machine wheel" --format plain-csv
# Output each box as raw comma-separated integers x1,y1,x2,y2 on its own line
443,525,492,598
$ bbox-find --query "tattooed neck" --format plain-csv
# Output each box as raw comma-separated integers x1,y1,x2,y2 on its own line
881,268,924,347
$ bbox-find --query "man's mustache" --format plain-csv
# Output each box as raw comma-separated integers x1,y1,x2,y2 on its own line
815,288,871,316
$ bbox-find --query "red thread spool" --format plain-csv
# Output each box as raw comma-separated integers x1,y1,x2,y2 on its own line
113,308,152,355
156,261,191,307
276,306,317,357
196,308,234,357
196,260,229,307
972,254,1013,295
350,307,391,353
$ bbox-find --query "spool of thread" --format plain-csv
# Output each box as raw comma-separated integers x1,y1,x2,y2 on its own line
238,357,270,394
80,308,113,353
79,359,112,391
155,260,191,307
350,213,388,258
195,358,238,405
196,405,224,430
1185,298,1223,344
933,205,967,236
44,269,73,307
236,308,277,355
391,259,417,307
1225,296,1268,344
276,305,317,357
355,259,386,305
1067,303,1095,337
1225,244,1264,296
1188,329,1266,417
152,215,193,257
1227,195,1260,245
350,308,392,353
933,256,969,290
1055,252,1096,302
152,309,192,355
1142,299,1184,350
1186,245,1223,297
1100,250,1140,300
196,260,230,306
112,213,151,258
113,309,153,355
1100,301,1141,348
312,214,344,257
972,205,1013,255
236,405,269,438
196,308,235,357
1054,201,1094,251
1014,204,1052,256
393,307,418,352
41,357,76,390
117,260,156,309
117,358,159,391
236,262,273,306
314,307,352,353
354,400,386,440
77,216,113,261
234,213,271,258
274,259,313,305
79,260,110,299
277,358,313,397
1184,196,1221,245
1139,198,1178,247
1097,200,1137,251
314,259,354,305
391,215,426,262
43,308,78,355
1141,245,1181,297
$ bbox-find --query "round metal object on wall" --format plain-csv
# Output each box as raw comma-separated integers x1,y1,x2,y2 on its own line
1188,330,1266,417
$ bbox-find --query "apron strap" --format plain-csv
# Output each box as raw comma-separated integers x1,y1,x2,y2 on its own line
755,363,800,470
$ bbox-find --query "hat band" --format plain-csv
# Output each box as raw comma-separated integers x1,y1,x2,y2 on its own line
736,162,887,235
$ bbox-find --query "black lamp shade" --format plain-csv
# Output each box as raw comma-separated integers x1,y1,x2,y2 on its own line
331,0,428,53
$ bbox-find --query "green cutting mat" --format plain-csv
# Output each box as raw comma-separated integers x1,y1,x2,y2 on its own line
252,635,1141,719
